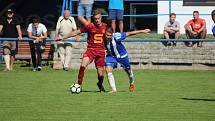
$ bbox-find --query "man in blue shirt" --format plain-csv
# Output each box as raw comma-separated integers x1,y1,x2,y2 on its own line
212,10,215,37
108,0,124,32
104,27,150,93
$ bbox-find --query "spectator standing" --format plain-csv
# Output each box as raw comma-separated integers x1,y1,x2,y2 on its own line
184,11,207,47
163,13,180,46
78,0,94,24
55,10,78,71
211,10,215,37
0,9,22,71
27,18,47,71
108,0,124,32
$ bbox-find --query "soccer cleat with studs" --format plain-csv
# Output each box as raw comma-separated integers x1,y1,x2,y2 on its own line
97,82,106,92
129,83,135,92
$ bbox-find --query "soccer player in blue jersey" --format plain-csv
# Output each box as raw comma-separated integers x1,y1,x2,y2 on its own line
104,27,150,93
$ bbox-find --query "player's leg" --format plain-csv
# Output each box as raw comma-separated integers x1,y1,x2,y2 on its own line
78,56,90,86
124,68,135,92
118,57,135,92
105,56,118,93
96,67,105,92
95,51,106,92
78,49,93,86
106,66,117,93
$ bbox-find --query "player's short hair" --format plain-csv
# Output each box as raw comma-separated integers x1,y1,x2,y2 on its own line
169,13,176,17
106,27,113,33
212,10,215,16
93,9,102,16
193,11,199,14
32,18,40,23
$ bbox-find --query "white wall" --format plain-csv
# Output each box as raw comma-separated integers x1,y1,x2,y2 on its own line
158,0,214,34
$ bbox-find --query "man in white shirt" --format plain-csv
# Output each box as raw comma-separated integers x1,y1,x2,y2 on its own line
55,10,78,71
27,18,48,71
163,13,180,46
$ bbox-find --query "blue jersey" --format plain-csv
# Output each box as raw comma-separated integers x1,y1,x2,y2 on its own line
105,32,128,58
212,23,215,35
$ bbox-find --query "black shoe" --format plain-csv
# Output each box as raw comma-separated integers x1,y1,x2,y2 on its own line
37,66,42,71
97,82,105,92
64,67,69,71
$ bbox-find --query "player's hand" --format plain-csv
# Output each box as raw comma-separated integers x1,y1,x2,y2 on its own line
75,36,80,42
35,38,40,43
142,29,151,34
55,36,63,41
192,31,198,36
18,36,22,40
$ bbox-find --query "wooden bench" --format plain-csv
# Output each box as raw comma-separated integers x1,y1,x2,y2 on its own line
16,41,54,63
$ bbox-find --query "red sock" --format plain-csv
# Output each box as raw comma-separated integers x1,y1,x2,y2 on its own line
78,66,86,85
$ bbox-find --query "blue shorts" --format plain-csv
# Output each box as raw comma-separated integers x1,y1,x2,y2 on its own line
212,25,215,35
78,4,93,18
108,9,124,20
105,56,130,69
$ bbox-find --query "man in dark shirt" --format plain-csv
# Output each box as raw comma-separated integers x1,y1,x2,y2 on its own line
0,9,22,71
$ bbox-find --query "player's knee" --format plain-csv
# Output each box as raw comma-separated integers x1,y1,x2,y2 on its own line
106,67,112,73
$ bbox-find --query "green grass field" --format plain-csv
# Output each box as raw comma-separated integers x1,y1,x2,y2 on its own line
0,66,215,121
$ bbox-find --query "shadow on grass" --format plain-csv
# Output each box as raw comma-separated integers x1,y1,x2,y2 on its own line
81,90,101,93
68,90,127,94
181,98,215,102
81,90,127,93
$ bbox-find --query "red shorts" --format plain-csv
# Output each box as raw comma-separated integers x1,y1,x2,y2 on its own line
83,48,105,68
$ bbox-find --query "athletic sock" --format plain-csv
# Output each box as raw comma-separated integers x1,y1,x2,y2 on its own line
78,66,86,85
98,75,104,84
107,73,116,91
4,55,10,70
126,69,135,84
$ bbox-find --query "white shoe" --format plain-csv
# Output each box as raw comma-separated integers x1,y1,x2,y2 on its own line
108,90,117,93
37,66,42,71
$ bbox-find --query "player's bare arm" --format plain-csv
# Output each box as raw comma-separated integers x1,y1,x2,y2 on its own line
16,25,22,40
126,29,151,36
78,16,90,26
63,29,82,39
55,29,82,41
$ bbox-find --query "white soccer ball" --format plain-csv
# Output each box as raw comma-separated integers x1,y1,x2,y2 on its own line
70,84,81,94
